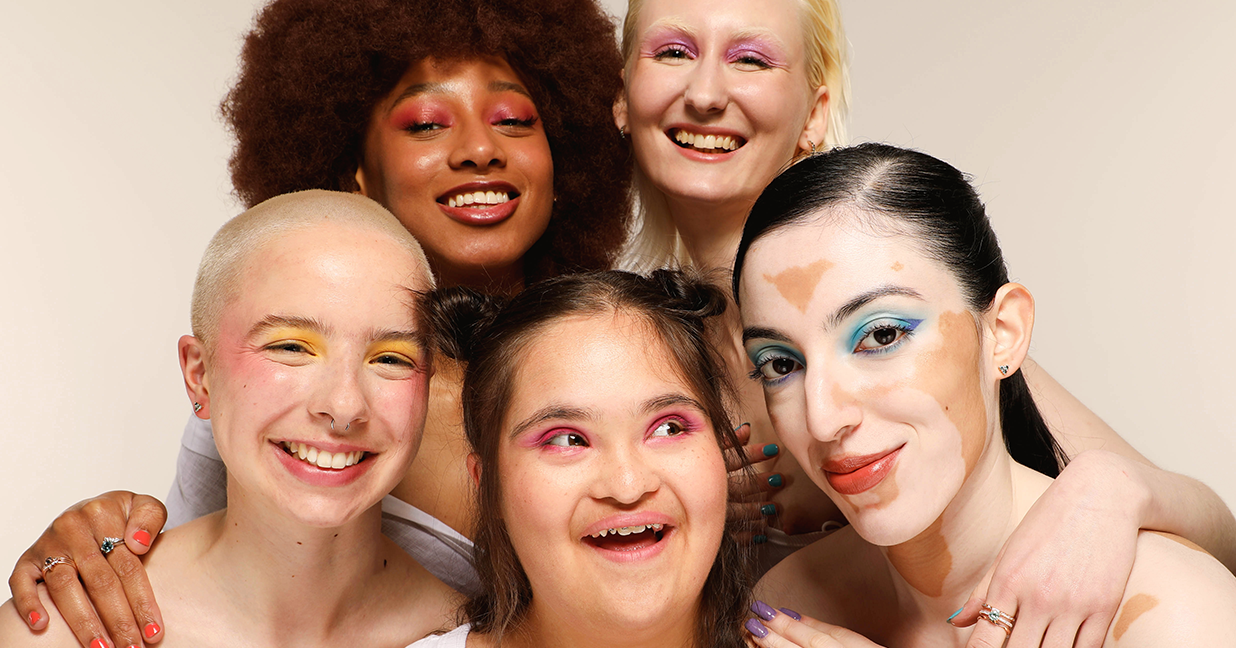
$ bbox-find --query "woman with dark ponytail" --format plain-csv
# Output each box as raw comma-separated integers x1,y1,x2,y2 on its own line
412,270,764,648
732,144,1236,647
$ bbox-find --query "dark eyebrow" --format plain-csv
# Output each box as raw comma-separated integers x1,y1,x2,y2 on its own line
826,286,925,330
247,315,331,340
488,80,532,99
509,405,593,440
389,82,447,107
742,326,792,345
642,393,705,415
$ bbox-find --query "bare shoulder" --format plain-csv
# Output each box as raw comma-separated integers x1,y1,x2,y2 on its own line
1105,531,1236,646
372,536,463,644
0,587,83,648
755,525,885,626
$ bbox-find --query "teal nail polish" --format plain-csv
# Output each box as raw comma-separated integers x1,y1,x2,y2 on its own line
946,607,963,624
753,534,768,544
733,422,751,431
761,504,776,516
767,474,783,488
762,443,779,457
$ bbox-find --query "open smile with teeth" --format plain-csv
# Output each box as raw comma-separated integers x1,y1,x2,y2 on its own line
280,441,367,471
583,523,669,552
672,129,744,153
443,190,515,208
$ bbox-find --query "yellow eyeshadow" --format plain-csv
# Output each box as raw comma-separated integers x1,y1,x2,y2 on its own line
257,327,326,349
369,341,424,361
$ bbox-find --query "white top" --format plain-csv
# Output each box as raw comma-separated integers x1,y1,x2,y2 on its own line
166,415,481,595
408,624,470,647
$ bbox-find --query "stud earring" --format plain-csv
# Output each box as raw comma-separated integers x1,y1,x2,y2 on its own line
193,402,202,413
619,125,627,138
998,365,1010,376
807,140,817,153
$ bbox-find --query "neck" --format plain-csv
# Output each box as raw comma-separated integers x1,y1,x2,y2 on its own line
881,446,1051,623
508,598,700,648
666,194,751,272
195,479,394,641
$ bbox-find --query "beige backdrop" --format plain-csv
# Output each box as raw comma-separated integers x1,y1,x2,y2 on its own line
2,0,1233,575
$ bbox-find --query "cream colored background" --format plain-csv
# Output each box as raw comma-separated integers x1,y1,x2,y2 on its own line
2,0,1233,575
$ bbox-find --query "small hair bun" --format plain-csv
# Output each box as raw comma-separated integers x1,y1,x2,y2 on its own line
650,269,728,320
424,286,506,362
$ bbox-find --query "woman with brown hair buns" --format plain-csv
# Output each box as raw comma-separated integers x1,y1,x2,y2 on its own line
7,1,630,647
613,0,1236,646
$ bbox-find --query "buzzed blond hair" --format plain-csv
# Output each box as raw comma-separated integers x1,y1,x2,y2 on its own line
190,190,434,347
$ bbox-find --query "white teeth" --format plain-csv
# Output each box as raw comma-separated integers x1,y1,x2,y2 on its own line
281,441,365,471
447,190,511,208
674,130,739,152
589,523,664,539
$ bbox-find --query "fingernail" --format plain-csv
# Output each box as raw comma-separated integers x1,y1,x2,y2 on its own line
28,610,40,627
760,504,776,516
750,600,777,621
947,607,964,625
767,473,783,488
133,530,152,547
745,618,769,638
780,607,801,621
734,422,750,431
753,534,768,544
762,443,779,457
91,639,109,648
144,622,161,639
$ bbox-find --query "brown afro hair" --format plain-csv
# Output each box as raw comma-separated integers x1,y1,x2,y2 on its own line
222,0,632,280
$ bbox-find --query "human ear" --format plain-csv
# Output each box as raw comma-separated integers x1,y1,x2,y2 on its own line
987,283,1035,378
179,335,211,418
797,85,830,153
612,89,629,135
353,165,371,198
466,452,482,487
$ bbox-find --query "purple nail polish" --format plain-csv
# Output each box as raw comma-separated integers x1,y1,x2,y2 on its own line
745,618,769,638
751,600,776,621
779,607,802,621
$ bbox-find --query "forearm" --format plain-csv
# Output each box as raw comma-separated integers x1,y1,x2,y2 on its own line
1121,454,1236,572
1021,357,1148,462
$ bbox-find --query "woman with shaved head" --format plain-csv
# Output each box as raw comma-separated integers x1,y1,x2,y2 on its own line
0,191,459,647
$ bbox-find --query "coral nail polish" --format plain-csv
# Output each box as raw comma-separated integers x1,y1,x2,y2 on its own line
745,618,770,638
28,610,40,627
90,638,108,648
133,530,152,547
144,622,161,639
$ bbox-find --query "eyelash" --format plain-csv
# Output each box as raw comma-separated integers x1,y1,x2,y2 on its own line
749,350,803,386
652,45,692,61
732,54,772,69
266,341,311,354
496,116,538,128
852,319,921,355
542,431,589,448
649,417,692,439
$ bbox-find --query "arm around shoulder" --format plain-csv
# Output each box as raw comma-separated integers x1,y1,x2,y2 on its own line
1,590,85,648
1109,531,1236,646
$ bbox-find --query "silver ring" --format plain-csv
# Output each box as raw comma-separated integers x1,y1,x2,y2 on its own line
42,556,72,576
980,603,1015,634
100,537,125,555
330,418,335,430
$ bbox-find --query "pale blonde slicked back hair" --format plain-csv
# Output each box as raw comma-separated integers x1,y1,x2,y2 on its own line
618,0,851,272
190,190,434,350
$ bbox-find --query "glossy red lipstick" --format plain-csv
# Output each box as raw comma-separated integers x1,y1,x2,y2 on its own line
823,445,903,495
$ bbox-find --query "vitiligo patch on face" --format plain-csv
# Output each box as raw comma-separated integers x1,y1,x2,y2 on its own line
917,311,987,478
1113,593,1159,641
763,258,834,313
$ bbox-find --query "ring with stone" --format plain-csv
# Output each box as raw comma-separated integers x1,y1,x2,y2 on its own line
100,537,125,555
41,556,73,576
979,603,1015,634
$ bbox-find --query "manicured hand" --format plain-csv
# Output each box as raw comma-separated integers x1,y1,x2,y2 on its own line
745,600,884,647
725,423,784,542
951,451,1140,648
9,491,168,648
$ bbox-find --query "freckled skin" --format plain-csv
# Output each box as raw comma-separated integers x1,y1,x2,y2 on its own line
763,258,834,313
1113,593,1159,641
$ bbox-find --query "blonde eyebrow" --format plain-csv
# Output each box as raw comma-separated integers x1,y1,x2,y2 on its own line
247,315,331,340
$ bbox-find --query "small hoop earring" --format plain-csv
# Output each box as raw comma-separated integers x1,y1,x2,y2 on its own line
193,402,202,413
619,126,627,138
807,140,817,154
998,365,1010,376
